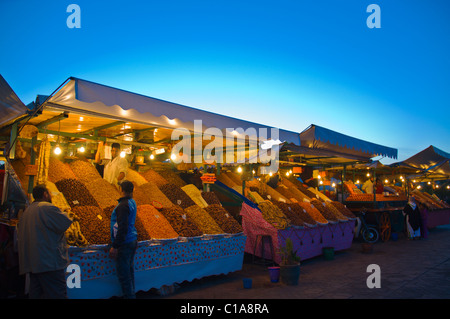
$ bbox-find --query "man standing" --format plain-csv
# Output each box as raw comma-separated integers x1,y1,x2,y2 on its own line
109,180,137,299
96,142,129,187
18,184,73,299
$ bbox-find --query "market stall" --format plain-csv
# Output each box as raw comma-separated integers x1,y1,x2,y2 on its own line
390,145,450,231
2,76,310,298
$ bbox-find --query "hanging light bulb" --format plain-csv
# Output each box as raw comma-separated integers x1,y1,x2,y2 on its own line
332,182,336,188
170,153,176,161
54,145,62,155
237,166,243,173
385,179,389,184
356,180,360,184
285,171,290,177
79,146,85,153
149,154,155,160
366,173,370,177
120,151,126,158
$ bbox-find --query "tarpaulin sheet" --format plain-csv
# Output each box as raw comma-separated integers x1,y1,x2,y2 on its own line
0,74,28,127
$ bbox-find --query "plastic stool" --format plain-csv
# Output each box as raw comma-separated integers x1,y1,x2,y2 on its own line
253,235,275,265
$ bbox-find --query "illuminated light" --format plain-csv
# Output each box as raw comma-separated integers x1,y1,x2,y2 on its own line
417,185,421,189
289,170,293,174
317,175,321,180
269,172,273,176
366,173,370,177
79,117,84,121
168,118,177,125
428,181,431,185
356,180,360,184
252,170,256,174
413,180,416,183
447,185,450,189
170,153,176,160
385,179,389,184
237,166,243,173
286,172,290,177
79,146,85,153
120,151,126,158
400,176,403,179
332,182,336,188
436,185,439,189
54,145,62,155
149,154,155,160
319,180,323,185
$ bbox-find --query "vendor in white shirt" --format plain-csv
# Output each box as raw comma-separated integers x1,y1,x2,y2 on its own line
96,142,129,187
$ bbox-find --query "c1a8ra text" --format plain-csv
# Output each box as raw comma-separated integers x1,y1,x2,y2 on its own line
224,303,269,314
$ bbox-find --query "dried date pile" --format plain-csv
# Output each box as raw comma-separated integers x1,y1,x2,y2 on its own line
55,178,99,208
201,191,221,206
159,183,196,209
330,201,356,219
204,204,242,234
140,168,168,187
158,169,186,188
159,205,203,237
72,205,110,245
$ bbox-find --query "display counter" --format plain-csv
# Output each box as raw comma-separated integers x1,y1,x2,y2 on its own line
67,233,246,299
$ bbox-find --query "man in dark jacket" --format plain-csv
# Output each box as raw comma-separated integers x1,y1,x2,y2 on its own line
109,180,137,298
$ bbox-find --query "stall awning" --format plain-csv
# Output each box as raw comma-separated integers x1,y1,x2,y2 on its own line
44,77,301,145
391,145,450,179
299,124,398,160
0,74,28,127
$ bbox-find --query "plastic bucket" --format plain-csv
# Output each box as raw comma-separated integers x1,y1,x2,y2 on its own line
322,247,334,260
268,267,280,283
242,278,252,289
391,233,398,241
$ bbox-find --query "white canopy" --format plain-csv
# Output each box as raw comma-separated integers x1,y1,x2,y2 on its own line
45,77,301,145
300,124,398,160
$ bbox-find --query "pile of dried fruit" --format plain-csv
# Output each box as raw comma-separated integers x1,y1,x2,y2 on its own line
137,204,179,239
330,201,356,219
84,178,120,210
201,191,221,206
69,160,102,183
125,169,148,186
72,205,110,245
159,183,196,209
273,202,308,227
308,187,331,202
184,205,223,234
182,184,208,208
296,202,328,224
310,199,339,223
133,182,174,208
140,168,168,187
159,205,203,237
204,204,242,234
55,178,99,208
48,157,77,183
324,202,348,221
158,169,186,188
257,200,289,229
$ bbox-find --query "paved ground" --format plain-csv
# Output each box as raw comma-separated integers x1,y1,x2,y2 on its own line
137,224,450,300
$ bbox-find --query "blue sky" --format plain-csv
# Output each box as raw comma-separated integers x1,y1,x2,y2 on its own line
1,0,449,164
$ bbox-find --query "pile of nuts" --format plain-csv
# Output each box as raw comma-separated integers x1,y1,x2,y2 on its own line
310,199,339,223
296,202,328,224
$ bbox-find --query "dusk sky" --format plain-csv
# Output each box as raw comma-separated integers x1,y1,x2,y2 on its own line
1,0,449,164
